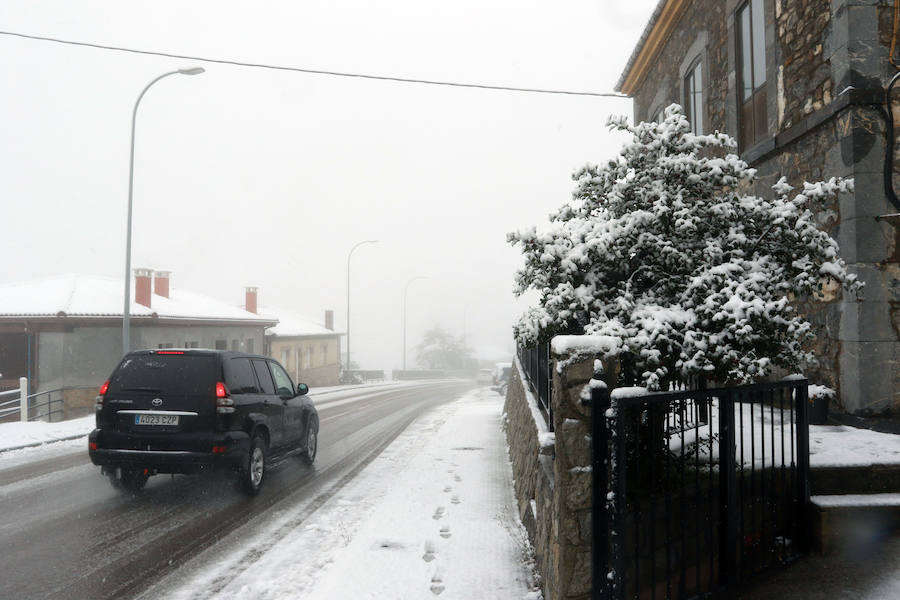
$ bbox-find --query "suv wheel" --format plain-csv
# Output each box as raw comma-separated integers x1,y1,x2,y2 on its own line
300,419,318,465
241,435,267,495
109,468,149,493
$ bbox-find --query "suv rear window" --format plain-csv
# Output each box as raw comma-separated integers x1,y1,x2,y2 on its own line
225,357,260,394
108,354,217,396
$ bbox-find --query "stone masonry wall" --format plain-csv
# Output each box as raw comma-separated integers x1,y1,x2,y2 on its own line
504,348,597,599
504,361,555,596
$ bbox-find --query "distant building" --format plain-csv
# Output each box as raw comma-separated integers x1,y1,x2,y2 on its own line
0,271,276,417
617,0,900,415
264,308,342,387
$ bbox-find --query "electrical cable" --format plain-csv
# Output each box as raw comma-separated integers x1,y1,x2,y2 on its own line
0,29,628,99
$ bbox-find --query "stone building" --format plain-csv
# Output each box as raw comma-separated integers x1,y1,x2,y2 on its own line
0,271,276,417
617,0,900,415
263,307,343,387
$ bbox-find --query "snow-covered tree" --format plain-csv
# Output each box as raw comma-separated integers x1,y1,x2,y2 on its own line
416,327,471,370
508,105,861,390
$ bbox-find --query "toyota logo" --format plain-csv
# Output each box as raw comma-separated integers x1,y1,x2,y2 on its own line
151,398,163,407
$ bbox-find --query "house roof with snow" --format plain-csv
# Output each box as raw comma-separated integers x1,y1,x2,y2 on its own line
261,306,343,338
0,274,276,325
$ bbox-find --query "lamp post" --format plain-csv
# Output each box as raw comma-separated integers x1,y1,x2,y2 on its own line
122,67,205,355
402,276,428,371
345,239,379,375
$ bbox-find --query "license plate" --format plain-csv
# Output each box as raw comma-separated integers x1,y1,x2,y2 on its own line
134,414,179,426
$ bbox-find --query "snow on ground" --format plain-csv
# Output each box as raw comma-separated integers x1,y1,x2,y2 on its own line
158,388,540,600
808,424,900,467
0,414,94,452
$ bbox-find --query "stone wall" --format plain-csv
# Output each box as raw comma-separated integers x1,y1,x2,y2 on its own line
504,346,597,599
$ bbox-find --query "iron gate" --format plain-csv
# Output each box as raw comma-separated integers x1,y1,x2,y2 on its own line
592,380,811,599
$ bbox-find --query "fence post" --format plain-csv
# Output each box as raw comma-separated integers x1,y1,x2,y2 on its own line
19,377,28,422
591,383,611,600
795,382,811,553
718,389,738,587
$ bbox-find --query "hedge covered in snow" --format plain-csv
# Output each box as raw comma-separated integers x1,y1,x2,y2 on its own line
509,105,861,390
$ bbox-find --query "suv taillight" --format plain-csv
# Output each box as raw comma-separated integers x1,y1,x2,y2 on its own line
216,382,235,414
96,380,109,412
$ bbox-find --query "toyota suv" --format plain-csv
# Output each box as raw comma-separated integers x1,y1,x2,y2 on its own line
88,349,318,495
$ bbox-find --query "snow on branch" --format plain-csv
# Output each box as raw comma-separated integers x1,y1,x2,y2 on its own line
509,104,862,390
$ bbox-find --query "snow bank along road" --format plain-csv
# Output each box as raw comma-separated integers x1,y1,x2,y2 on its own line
0,380,473,600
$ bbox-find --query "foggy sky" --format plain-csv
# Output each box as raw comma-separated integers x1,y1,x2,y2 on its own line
0,0,658,371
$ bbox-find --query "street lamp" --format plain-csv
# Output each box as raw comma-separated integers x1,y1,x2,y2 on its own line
346,239,379,375
122,67,205,354
403,276,428,371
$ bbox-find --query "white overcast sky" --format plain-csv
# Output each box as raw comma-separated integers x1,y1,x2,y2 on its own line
0,0,658,371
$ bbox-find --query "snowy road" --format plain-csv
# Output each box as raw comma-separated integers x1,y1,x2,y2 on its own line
0,380,473,600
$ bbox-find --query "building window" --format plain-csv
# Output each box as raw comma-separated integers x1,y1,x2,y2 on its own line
215,340,227,350
232,339,240,351
158,343,174,349
282,348,290,365
684,59,704,135
184,341,199,349
246,338,254,354
737,0,767,149
321,345,327,366
304,348,312,369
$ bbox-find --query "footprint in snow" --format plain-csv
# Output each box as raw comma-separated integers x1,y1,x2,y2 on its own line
433,507,445,520
443,486,452,493
422,540,437,563
440,525,452,539
454,474,462,482
451,495,461,505
430,569,446,595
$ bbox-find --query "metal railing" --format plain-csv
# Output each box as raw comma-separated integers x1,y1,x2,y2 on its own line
518,343,552,431
0,378,28,421
0,383,98,423
591,379,811,599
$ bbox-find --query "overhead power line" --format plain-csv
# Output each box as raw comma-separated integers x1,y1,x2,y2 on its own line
0,29,629,99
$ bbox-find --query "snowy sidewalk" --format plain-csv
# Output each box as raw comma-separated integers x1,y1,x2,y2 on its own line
153,388,540,600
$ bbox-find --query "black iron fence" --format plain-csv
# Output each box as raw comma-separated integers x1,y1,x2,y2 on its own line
517,343,552,431
592,379,811,599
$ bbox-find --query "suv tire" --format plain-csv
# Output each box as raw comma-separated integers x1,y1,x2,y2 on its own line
300,418,318,465
240,435,267,496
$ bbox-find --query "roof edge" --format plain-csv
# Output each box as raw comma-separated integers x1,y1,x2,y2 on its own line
615,0,689,96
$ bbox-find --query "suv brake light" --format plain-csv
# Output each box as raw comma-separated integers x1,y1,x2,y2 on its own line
216,382,235,414
96,380,110,411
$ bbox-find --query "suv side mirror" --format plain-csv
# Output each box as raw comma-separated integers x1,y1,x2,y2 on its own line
296,383,309,396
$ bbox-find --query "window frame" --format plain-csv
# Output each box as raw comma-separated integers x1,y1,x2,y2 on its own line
736,0,768,150
683,57,705,135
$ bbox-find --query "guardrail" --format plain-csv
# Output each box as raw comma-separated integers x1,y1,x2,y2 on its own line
344,369,386,382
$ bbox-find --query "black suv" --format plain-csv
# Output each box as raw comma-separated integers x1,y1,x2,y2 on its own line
88,349,318,495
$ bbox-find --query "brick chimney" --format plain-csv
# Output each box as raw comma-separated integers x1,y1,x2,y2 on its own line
154,270,170,299
325,310,334,331
134,268,153,308
245,287,258,314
